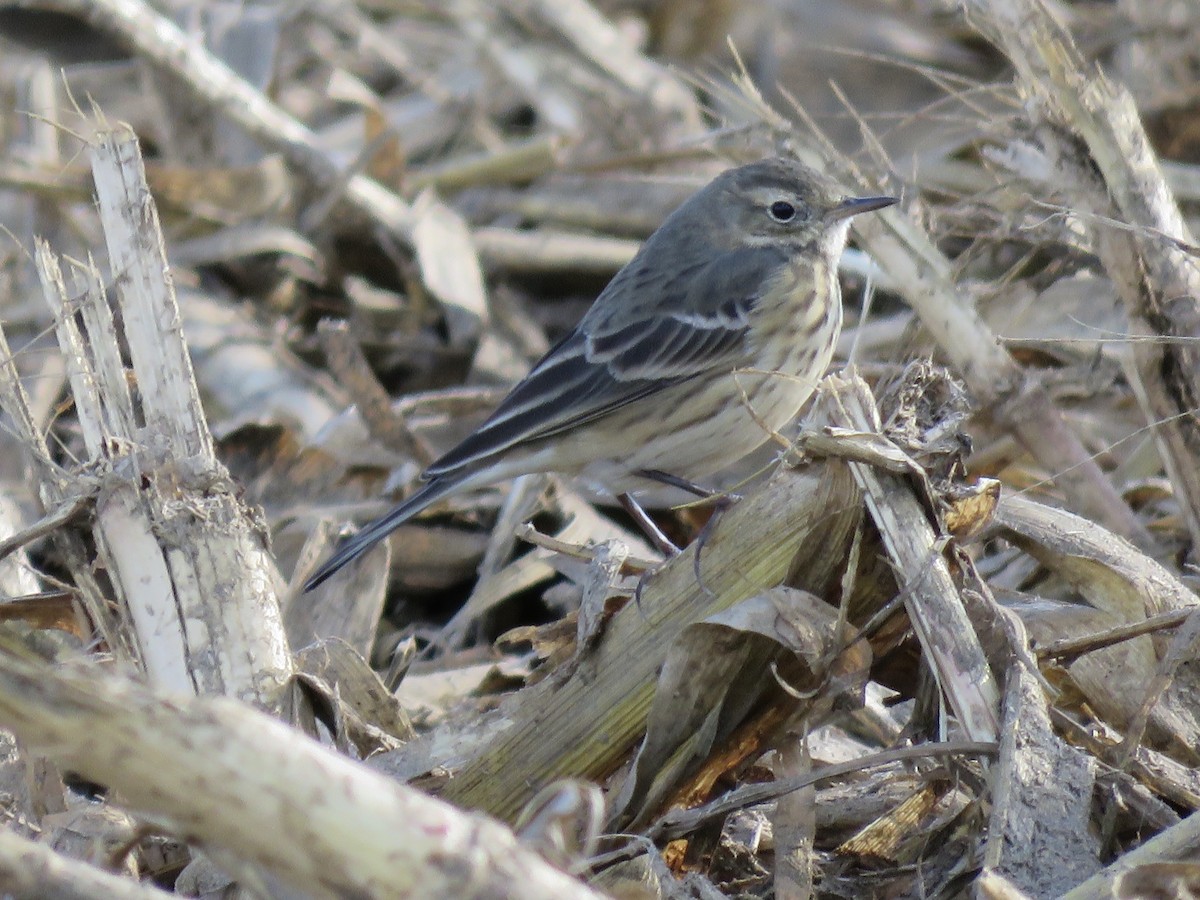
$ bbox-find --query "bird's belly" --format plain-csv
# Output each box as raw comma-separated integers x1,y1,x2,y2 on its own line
514,290,842,496
565,360,826,493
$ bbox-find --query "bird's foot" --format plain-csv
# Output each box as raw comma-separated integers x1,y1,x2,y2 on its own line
691,491,741,596
620,477,744,604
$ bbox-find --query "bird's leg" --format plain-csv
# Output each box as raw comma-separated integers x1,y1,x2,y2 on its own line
634,469,733,502
618,492,678,618
634,469,743,596
619,466,744,556
618,493,679,555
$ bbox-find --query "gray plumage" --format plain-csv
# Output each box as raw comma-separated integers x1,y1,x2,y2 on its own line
304,158,894,590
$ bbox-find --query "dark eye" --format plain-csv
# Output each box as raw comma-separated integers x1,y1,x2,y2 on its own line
768,200,796,222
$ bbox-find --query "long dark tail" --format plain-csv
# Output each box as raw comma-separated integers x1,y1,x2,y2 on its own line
302,475,463,591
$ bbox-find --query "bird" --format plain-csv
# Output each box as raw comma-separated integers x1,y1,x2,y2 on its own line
304,157,896,591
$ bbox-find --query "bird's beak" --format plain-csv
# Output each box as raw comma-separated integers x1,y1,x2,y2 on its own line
826,195,898,222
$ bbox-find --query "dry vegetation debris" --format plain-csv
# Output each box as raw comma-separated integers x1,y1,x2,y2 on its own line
1,0,1200,897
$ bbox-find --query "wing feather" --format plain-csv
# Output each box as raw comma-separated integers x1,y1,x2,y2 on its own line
425,245,786,476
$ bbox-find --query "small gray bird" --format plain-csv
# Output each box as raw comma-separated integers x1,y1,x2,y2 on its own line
304,158,895,590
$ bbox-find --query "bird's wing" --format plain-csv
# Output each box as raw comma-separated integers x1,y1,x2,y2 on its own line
425,245,786,477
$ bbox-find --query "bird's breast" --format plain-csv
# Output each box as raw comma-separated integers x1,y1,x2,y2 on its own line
747,255,841,368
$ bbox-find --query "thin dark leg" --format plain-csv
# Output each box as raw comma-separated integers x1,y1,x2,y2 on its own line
618,493,679,556
636,468,721,500
633,468,743,593
691,498,737,597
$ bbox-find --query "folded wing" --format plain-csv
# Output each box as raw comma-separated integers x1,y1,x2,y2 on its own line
426,245,786,477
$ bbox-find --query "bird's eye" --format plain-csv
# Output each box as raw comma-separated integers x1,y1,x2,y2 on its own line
768,200,797,222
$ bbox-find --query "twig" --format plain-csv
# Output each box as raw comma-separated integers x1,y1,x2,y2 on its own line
1036,607,1196,663
0,492,91,563
646,739,997,841
316,320,436,466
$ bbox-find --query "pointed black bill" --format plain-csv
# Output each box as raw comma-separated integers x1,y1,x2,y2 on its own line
826,195,898,222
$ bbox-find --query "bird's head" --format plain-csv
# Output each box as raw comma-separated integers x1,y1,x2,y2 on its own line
699,157,897,255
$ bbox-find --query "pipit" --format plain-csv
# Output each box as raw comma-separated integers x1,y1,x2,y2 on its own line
305,157,895,590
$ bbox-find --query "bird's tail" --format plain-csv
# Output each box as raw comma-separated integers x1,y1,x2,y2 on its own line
302,475,462,591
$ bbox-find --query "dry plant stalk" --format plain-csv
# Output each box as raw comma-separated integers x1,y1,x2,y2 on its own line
984,656,1100,892
994,495,1200,754
1060,808,1200,900
441,454,862,822
0,638,605,900
824,374,1000,741
842,179,1152,549
0,826,174,900
56,0,489,348
966,0,1200,549
4,0,1200,894
0,126,292,704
